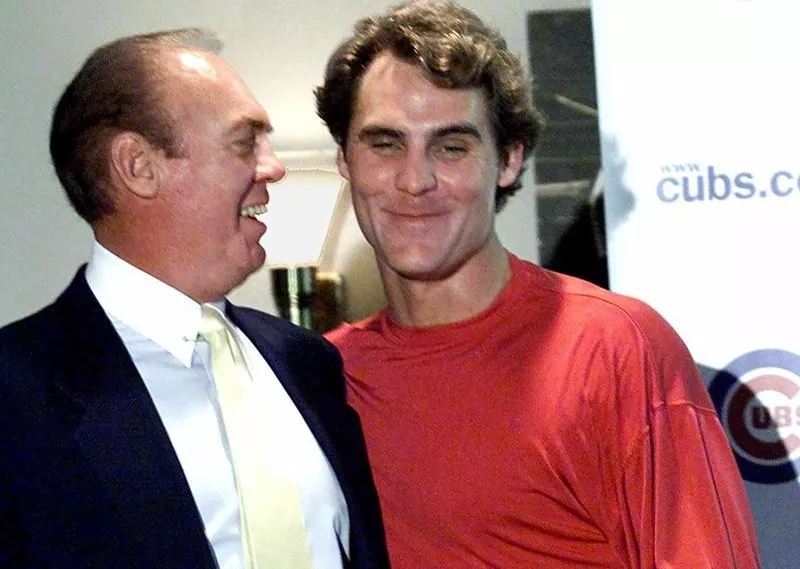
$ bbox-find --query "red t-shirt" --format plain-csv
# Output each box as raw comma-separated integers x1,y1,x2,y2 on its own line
327,254,760,568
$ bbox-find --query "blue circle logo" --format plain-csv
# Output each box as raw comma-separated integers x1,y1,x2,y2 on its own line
708,349,800,484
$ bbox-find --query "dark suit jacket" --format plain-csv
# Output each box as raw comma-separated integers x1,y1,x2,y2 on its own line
0,268,389,569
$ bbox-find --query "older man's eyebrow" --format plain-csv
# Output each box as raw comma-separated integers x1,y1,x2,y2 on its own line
229,117,272,135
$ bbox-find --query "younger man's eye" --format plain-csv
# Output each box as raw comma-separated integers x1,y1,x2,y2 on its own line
434,139,470,159
370,137,400,150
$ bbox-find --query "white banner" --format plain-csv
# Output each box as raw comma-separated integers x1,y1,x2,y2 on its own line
592,0,800,566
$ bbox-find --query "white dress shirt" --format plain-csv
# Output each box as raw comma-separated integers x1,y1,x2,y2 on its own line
85,241,349,569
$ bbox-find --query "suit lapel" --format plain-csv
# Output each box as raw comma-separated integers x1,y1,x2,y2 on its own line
227,305,392,568
227,305,347,479
52,269,216,567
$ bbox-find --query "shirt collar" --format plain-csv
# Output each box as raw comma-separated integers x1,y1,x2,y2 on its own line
85,241,217,367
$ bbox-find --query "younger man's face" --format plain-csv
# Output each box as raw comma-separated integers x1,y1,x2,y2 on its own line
338,52,522,283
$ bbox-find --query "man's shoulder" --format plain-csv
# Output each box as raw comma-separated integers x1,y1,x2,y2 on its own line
514,257,643,318
558,272,658,324
229,303,340,357
0,266,95,347
324,312,383,349
540,269,696,370
0,297,66,352
0,298,78,402
513,258,679,345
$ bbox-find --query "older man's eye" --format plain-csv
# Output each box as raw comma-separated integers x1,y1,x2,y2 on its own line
233,137,256,155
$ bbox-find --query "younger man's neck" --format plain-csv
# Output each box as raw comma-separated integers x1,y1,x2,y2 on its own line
382,238,511,328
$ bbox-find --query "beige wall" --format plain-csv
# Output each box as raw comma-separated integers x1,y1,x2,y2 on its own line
0,0,588,326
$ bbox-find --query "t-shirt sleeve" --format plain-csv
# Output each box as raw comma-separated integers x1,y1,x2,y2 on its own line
607,302,761,568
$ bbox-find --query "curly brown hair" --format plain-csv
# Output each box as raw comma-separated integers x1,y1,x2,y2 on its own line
315,0,544,211
49,29,222,223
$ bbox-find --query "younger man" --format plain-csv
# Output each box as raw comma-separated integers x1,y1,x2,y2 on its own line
316,2,760,567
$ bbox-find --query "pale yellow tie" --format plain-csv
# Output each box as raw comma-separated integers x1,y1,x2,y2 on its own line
198,304,314,569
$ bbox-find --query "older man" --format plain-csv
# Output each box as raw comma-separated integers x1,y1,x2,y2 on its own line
0,28,388,569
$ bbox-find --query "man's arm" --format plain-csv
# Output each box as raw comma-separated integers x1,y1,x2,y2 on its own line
613,305,761,568
619,400,761,567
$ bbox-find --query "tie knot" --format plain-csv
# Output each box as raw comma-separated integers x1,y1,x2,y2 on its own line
198,303,250,375
199,304,229,339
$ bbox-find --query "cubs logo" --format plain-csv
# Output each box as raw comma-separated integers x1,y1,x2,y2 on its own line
708,349,800,484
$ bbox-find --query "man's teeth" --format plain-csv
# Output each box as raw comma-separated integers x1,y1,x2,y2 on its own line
240,204,268,217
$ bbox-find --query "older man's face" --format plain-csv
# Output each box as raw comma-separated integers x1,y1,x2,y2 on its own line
153,49,286,301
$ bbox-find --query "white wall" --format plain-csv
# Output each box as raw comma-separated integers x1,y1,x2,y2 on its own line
0,0,587,326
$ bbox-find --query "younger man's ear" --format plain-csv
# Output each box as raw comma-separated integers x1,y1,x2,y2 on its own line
336,146,351,181
497,142,525,188
108,132,162,199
